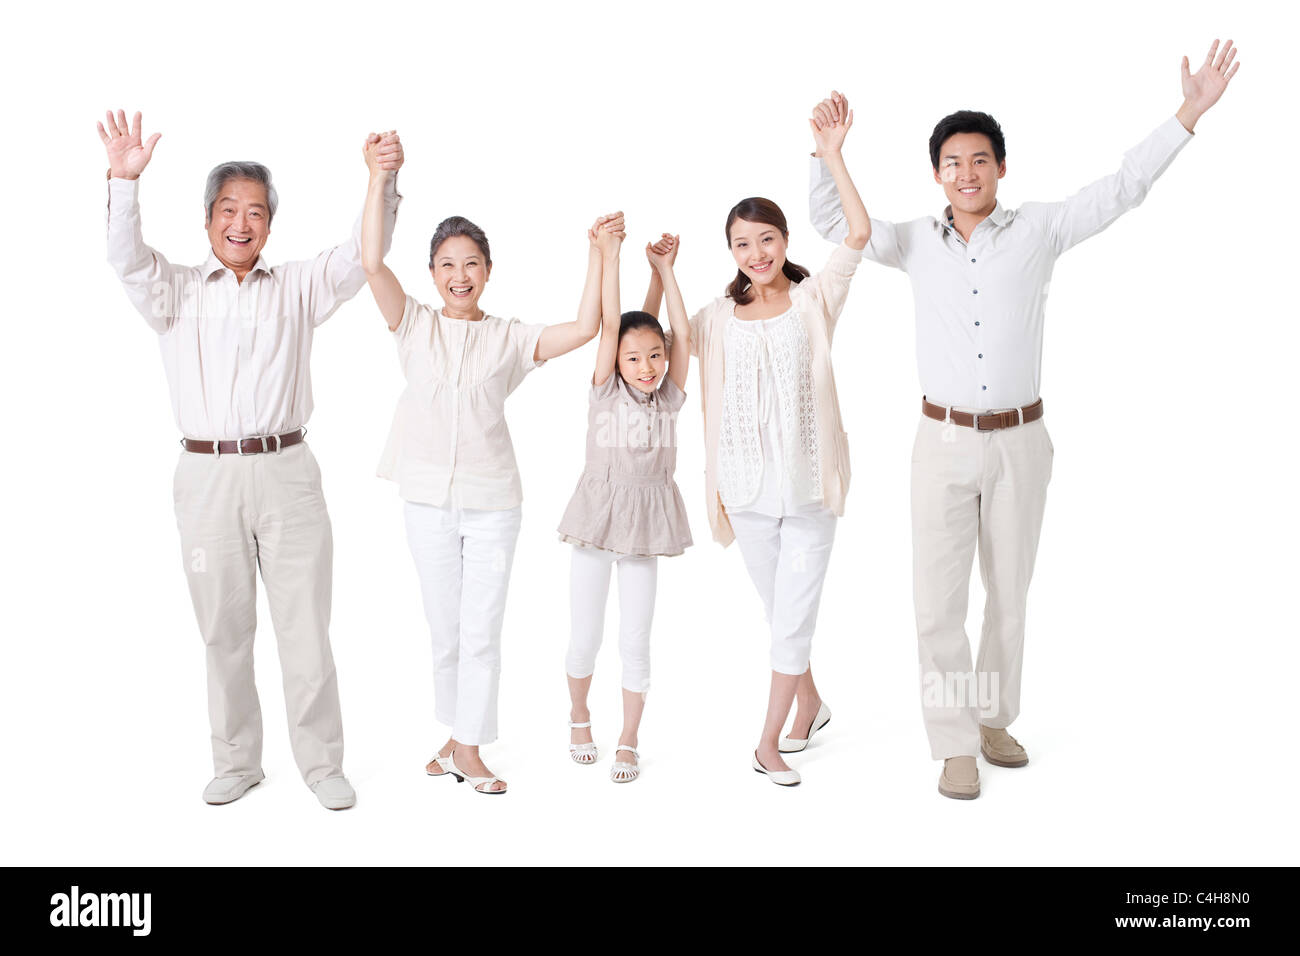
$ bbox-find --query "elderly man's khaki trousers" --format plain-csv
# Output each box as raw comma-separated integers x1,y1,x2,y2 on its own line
172,441,344,786
911,413,1054,760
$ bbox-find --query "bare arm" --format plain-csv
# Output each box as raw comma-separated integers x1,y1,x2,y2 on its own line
536,212,624,363
361,132,407,331
591,216,624,387
809,91,870,250
646,236,689,391
639,231,678,318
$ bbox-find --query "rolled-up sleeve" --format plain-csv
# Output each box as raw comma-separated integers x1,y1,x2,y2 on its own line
809,157,904,269
812,241,864,336
300,173,404,326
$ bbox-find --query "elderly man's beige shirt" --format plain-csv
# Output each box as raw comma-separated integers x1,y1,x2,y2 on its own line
106,175,402,440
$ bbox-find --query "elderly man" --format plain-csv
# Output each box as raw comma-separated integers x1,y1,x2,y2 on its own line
100,109,403,810
808,41,1239,799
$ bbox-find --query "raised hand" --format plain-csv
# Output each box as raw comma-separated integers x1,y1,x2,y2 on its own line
97,110,161,180
1179,39,1240,125
645,233,680,273
364,130,404,175
810,90,852,157
588,211,624,245
594,211,625,258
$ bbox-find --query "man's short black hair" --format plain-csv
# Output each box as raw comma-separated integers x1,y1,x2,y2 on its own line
929,111,1006,169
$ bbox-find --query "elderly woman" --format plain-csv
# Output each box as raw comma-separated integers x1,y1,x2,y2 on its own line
647,95,871,786
361,132,618,794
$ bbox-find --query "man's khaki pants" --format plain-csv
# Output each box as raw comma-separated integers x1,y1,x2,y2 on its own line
172,441,344,786
911,413,1054,760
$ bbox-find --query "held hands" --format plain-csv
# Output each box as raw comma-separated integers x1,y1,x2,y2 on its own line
810,91,852,157
1179,39,1240,125
97,110,161,180
363,130,404,176
645,233,680,274
590,211,625,258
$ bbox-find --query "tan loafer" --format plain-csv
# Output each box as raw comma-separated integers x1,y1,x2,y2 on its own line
980,724,1029,767
938,756,980,800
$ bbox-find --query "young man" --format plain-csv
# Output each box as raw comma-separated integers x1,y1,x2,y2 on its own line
807,40,1239,799
100,110,404,810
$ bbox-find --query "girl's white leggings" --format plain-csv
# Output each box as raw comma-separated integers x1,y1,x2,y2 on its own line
565,544,658,693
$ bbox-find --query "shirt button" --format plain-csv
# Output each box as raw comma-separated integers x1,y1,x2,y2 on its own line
978,353,983,358
982,385,987,390
972,289,978,294
975,321,981,326
970,258,976,263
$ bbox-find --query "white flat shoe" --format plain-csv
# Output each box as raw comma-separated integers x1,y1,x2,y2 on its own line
449,750,508,795
569,720,598,765
311,775,356,811
610,743,640,783
202,771,265,805
752,751,801,787
779,701,832,753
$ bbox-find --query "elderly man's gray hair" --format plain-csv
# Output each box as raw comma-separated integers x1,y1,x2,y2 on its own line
203,161,279,224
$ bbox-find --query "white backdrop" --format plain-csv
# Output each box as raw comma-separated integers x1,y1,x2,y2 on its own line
2,0,1295,866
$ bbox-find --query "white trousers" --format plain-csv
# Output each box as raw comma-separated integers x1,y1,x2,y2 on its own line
565,545,658,693
727,508,838,676
911,414,1054,759
404,501,522,746
172,441,344,787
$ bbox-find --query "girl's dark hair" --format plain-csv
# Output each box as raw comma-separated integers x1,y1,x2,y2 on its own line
618,310,667,349
724,198,810,305
429,215,491,267
928,110,1006,169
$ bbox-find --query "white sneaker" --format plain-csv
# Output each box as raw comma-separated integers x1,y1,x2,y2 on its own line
311,775,356,810
202,771,265,805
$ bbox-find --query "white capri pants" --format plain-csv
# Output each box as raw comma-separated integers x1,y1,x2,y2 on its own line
565,544,658,693
404,501,522,746
727,508,838,676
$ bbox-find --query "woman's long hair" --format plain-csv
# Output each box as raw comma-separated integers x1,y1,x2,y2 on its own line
724,197,810,305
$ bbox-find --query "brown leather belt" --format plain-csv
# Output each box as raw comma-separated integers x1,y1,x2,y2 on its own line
922,397,1043,430
181,428,306,455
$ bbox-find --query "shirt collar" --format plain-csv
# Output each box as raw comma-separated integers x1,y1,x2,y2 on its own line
200,250,272,281
941,199,1011,233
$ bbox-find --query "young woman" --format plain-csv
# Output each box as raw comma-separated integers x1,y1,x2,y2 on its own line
648,96,871,785
361,131,621,794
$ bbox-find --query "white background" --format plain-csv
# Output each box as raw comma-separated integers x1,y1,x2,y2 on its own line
2,0,1295,866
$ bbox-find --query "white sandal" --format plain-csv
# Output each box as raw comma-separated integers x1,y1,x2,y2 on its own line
425,753,456,777
448,750,508,795
610,743,640,783
570,720,598,765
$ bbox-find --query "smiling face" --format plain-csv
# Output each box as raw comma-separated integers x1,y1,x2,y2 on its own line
205,178,271,275
728,218,788,290
618,327,667,394
429,234,491,315
934,132,1006,218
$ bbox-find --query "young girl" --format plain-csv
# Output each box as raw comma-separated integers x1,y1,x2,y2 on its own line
646,95,871,786
558,223,692,783
361,132,620,794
